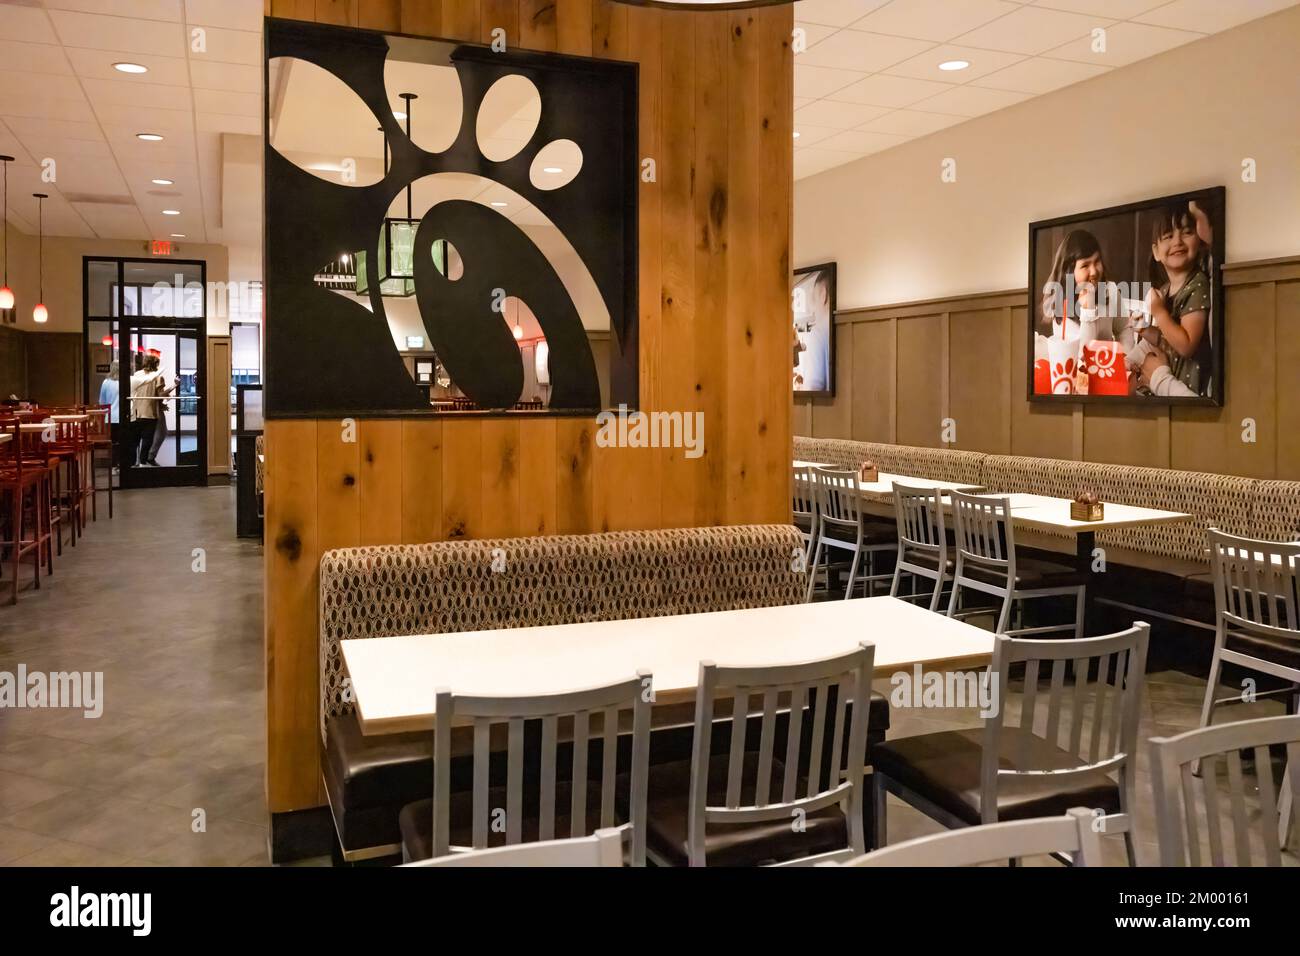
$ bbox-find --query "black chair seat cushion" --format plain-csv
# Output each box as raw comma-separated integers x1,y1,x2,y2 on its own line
962,555,1085,590
872,727,1120,825
399,783,615,863
1226,630,1300,673
819,520,896,547
643,751,849,867
900,549,953,573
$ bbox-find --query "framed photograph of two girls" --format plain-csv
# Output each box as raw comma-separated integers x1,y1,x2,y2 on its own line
1028,186,1225,406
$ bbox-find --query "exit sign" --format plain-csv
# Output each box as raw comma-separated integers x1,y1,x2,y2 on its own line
150,240,174,256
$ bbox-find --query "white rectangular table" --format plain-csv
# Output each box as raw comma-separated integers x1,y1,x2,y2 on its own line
342,596,996,737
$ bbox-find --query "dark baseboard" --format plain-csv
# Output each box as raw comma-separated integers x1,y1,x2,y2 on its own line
270,805,334,864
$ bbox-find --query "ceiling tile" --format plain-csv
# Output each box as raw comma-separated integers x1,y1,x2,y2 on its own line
817,128,909,154
0,70,86,102
53,155,130,196
1030,0,1168,16
1044,20,1204,66
82,77,193,111
5,116,105,145
793,96,815,109
70,200,152,240
791,123,849,147
792,0,893,28
794,64,868,98
197,26,263,66
857,108,966,136
795,98,890,128
952,5,1105,54
826,73,953,107
910,84,1032,117
96,105,195,133
63,48,193,86
969,54,1109,93
193,89,261,117
196,113,261,135
851,0,1021,42
796,30,935,72
188,59,261,93
185,0,263,31
45,0,183,20
794,146,864,179
0,40,72,77
1134,0,1300,32
48,10,188,58
0,5,60,45
882,43,1027,82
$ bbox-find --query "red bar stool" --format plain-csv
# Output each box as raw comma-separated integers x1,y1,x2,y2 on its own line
0,418,52,603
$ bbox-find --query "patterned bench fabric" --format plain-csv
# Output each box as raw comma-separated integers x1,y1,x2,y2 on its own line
979,455,1089,541
792,437,985,484
254,434,264,496
318,524,806,743
1250,480,1300,544
1080,464,1256,563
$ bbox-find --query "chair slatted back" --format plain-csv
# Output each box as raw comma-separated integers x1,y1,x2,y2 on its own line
792,465,815,524
432,672,651,865
1151,714,1300,867
982,625,1149,824
950,489,1014,571
687,643,875,866
893,482,946,560
811,467,864,533
1208,528,1300,641
834,807,1104,867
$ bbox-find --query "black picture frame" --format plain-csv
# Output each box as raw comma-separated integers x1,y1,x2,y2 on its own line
792,261,836,400
1026,186,1226,407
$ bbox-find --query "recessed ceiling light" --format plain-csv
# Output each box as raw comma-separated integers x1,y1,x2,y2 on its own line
170,233,185,238
162,209,181,215
793,131,801,139
490,201,508,207
938,59,970,72
542,166,563,174
151,178,174,185
136,132,164,141
114,62,148,74
393,111,407,121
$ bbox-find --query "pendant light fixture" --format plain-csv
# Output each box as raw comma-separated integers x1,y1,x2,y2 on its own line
356,93,418,298
32,192,48,324
0,155,13,314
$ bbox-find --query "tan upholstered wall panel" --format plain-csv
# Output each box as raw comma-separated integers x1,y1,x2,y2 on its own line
264,0,794,813
947,307,1009,454
849,318,894,444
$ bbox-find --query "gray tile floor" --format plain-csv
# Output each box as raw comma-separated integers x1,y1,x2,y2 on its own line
0,488,1291,866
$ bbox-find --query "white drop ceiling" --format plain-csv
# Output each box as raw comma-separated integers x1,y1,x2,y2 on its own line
0,0,263,244
793,0,1300,179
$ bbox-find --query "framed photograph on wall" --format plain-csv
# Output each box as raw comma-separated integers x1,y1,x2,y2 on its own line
1027,186,1225,406
792,262,836,399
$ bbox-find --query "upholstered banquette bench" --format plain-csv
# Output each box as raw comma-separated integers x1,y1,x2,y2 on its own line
795,436,1300,645
320,524,891,862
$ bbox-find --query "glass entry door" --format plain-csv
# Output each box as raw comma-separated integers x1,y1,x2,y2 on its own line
120,321,206,488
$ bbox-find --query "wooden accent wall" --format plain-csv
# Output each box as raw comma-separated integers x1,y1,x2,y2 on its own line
264,0,793,812
207,336,232,475
794,257,1300,481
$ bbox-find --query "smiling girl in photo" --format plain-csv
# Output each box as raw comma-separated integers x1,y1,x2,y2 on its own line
1142,202,1213,397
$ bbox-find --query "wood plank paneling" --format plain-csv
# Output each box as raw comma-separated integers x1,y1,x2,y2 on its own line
401,419,442,543
264,0,795,816
894,314,943,448
948,307,1010,454
849,319,893,444
358,420,403,544
1275,280,1300,478
479,418,521,537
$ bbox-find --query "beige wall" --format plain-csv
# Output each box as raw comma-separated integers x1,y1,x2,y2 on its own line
794,6,1300,310
3,226,231,335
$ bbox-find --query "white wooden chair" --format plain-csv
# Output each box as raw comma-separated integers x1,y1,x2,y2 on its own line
806,467,894,602
402,828,624,867
946,489,1085,638
792,464,818,569
1151,714,1300,866
398,672,652,866
889,481,950,613
826,807,1104,867
873,624,1149,867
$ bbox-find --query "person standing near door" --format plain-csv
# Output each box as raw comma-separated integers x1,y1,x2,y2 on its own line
147,367,179,467
130,353,166,466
